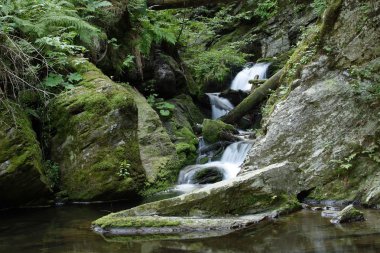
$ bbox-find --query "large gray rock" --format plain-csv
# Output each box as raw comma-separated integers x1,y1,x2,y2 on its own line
0,101,51,208
49,60,180,201
242,0,380,204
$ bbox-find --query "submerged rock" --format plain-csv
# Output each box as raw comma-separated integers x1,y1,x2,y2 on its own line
330,205,365,224
93,212,270,236
193,167,224,184
0,101,51,208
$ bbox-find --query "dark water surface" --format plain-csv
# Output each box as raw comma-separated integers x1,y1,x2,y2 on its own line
1,203,380,253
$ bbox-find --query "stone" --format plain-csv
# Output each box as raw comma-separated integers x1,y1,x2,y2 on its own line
192,167,224,184
202,119,237,144
330,205,365,224
0,101,52,208
127,87,180,185
164,94,205,167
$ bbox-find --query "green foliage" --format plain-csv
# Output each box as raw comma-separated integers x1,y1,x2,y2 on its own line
147,94,176,117
188,47,247,85
42,72,82,90
0,0,110,100
128,0,180,56
44,160,60,189
118,160,131,179
253,0,279,20
349,59,380,101
312,0,328,15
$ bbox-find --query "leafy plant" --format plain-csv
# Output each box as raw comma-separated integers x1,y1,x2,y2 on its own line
188,46,247,85
254,0,278,20
42,72,82,90
147,94,176,117
44,160,60,189
118,160,131,179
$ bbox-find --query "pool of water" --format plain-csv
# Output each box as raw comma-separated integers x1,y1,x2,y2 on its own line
1,204,380,253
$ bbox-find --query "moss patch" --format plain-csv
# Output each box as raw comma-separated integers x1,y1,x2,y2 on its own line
202,119,235,144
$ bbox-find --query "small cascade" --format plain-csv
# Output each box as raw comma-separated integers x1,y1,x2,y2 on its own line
206,93,234,119
177,141,253,186
230,63,271,92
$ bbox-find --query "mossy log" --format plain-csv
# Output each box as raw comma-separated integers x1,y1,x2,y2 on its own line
147,0,240,9
221,68,284,124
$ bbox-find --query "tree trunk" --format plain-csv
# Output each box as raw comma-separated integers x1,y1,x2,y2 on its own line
147,0,241,10
221,68,284,124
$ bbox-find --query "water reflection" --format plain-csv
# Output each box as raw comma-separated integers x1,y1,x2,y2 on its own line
1,205,380,253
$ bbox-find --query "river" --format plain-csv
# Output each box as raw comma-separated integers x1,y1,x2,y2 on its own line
1,203,379,253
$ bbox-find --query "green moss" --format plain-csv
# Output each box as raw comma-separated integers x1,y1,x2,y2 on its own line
202,119,235,144
93,216,181,229
0,101,51,207
48,60,145,201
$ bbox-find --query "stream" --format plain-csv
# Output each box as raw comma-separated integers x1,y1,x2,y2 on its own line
1,205,380,253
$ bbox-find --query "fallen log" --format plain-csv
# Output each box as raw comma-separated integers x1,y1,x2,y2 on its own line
221,68,284,124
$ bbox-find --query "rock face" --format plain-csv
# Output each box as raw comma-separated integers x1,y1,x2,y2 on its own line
242,0,380,205
49,61,144,201
164,95,205,167
49,60,181,201
330,205,365,224
0,101,51,208
127,87,180,186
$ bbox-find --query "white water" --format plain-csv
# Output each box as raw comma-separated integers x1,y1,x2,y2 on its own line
206,93,234,119
177,141,253,186
206,62,270,119
230,63,271,92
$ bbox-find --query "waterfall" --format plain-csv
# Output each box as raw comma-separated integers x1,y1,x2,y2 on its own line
206,93,234,119
177,141,253,185
230,63,271,92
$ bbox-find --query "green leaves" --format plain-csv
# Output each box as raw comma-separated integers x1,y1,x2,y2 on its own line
42,72,82,90
147,94,176,118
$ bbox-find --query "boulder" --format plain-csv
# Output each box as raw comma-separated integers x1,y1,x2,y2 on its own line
330,205,365,224
49,61,144,201
193,167,224,184
202,119,237,144
0,101,51,208
127,87,180,187
164,95,205,167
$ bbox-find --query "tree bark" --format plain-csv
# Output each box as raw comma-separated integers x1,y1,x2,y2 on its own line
147,0,241,10
221,68,284,124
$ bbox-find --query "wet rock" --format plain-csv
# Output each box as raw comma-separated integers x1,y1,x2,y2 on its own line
301,203,311,209
220,89,248,106
321,210,339,218
93,212,271,236
202,119,237,144
311,207,323,211
193,167,224,184
330,205,365,224
165,95,205,167
0,101,52,208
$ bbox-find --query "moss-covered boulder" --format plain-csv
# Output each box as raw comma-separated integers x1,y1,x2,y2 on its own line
202,119,236,144
126,87,181,191
164,95,205,167
49,60,146,201
330,205,365,224
0,101,52,208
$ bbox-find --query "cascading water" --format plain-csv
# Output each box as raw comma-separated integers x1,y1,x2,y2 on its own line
176,141,253,192
206,93,234,119
230,62,271,92
172,63,270,193
206,62,270,119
